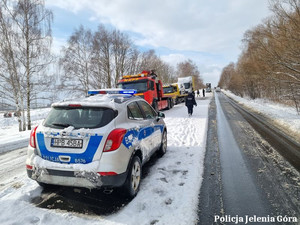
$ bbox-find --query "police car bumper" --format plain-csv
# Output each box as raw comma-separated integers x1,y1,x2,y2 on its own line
26,144,131,188
27,167,128,188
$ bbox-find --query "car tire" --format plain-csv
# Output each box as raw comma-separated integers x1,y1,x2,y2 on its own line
170,99,174,108
166,99,171,110
123,156,142,198
167,99,174,109
158,130,167,157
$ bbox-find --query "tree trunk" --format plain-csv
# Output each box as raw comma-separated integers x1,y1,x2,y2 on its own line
27,39,31,130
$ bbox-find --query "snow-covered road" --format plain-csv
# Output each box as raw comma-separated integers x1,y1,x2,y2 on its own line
0,95,211,225
0,147,27,192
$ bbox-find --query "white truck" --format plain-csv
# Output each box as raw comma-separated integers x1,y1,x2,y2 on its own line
177,76,195,94
206,83,212,92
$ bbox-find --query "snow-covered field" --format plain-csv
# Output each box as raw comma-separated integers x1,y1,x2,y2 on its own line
223,90,300,140
0,96,211,225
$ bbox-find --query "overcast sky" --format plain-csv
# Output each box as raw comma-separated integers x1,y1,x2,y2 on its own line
46,0,272,87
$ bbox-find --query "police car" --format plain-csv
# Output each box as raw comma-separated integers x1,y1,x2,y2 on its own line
26,89,167,197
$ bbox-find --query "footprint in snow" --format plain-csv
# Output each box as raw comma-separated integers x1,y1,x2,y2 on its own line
172,169,181,175
182,170,188,176
158,167,166,171
137,202,146,211
153,188,166,196
159,177,168,183
21,216,40,225
165,198,173,205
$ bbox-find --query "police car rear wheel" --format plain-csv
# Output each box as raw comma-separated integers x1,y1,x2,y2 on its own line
123,156,142,198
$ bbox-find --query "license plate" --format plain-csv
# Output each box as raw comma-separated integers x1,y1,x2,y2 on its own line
51,138,83,148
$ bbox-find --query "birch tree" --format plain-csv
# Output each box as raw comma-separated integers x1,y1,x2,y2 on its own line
0,3,25,131
0,0,53,130
93,25,113,88
13,0,53,130
60,24,176,90
60,25,93,95
127,49,141,74
111,30,132,85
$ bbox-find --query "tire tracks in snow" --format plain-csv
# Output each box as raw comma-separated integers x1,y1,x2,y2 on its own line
0,147,27,191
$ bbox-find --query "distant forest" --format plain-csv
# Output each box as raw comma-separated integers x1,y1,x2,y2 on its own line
218,0,300,113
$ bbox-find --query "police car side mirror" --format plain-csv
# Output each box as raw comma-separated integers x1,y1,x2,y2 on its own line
156,112,165,121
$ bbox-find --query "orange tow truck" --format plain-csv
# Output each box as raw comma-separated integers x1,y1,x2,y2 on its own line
117,70,173,111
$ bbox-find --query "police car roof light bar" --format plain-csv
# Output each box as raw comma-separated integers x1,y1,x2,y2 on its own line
88,89,137,96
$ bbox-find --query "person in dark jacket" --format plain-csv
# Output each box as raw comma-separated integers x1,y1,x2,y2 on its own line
185,91,197,116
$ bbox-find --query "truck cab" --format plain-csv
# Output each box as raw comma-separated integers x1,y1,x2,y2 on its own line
206,83,212,92
163,83,186,104
177,76,195,94
117,71,172,111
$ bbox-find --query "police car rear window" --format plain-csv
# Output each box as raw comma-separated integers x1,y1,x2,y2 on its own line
43,107,117,129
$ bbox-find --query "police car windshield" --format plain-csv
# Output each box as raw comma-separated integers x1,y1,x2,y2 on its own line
117,80,147,93
43,107,116,129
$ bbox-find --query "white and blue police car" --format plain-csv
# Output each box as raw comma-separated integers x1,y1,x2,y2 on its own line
26,89,167,197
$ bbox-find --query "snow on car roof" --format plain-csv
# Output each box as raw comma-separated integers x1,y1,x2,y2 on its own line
51,93,135,109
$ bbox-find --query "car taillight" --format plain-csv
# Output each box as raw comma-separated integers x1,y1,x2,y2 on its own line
26,164,33,170
103,128,127,152
30,126,38,148
97,172,117,176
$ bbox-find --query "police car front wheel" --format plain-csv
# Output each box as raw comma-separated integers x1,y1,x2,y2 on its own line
158,130,167,157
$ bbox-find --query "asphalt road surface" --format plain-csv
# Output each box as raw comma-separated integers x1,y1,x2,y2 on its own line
198,92,299,225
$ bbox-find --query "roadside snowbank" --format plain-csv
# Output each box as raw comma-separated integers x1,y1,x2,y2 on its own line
223,90,300,141
0,108,51,153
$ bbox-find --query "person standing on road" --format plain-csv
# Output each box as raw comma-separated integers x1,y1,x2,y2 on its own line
202,88,205,97
185,91,197,116
197,89,200,97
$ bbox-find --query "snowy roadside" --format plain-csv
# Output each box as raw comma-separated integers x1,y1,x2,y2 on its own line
0,95,211,225
222,90,300,142
0,108,51,154
0,128,31,153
